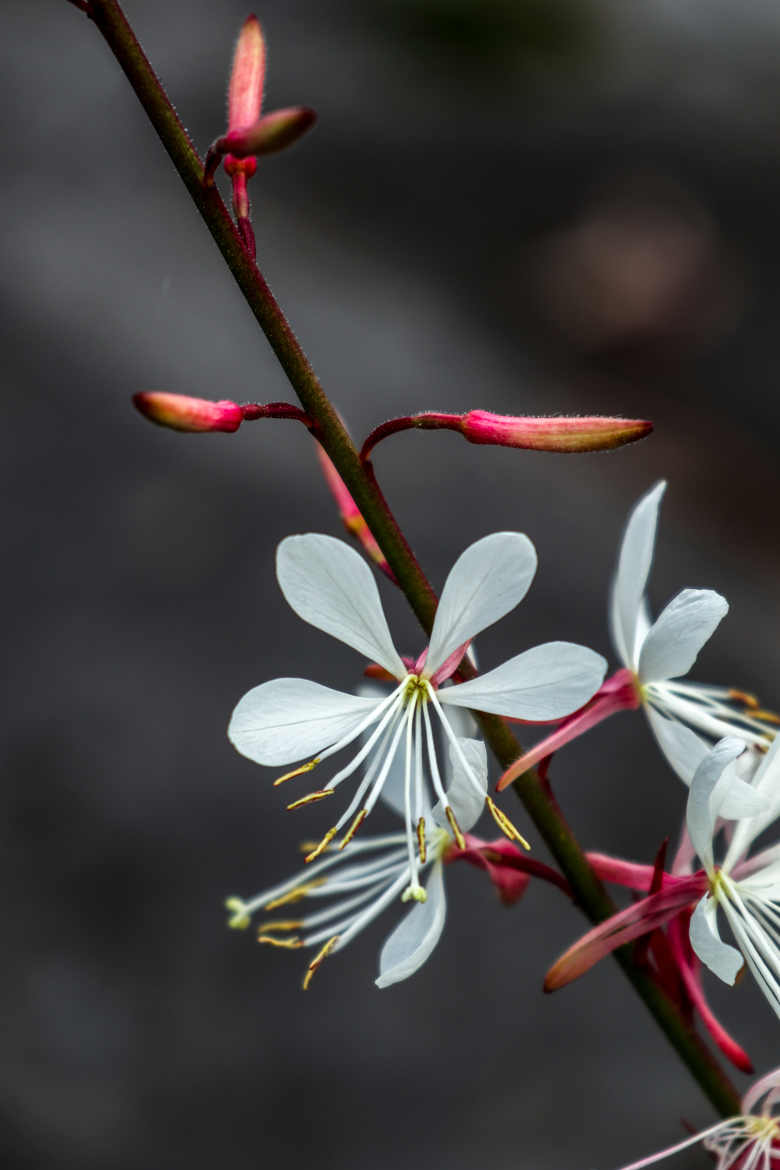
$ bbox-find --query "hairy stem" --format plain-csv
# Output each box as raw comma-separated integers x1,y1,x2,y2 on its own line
78,0,740,1116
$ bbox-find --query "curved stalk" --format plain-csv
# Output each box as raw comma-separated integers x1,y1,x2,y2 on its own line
75,0,740,1116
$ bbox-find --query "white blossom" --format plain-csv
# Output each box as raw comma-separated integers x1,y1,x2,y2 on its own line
684,736,780,1017
229,531,606,893
611,481,774,778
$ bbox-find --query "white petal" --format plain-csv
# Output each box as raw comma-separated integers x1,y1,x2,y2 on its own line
715,776,768,822
738,860,780,901
433,736,487,833
425,533,537,677
726,736,780,867
228,678,380,766
440,699,478,740
689,896,743,985
646,707,709,784
610,481,666,669
637,589,728,683
439,642,606,720
276,534,405,677
686,737,746,869
375,861,447,988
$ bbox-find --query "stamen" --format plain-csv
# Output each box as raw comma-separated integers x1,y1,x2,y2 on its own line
305,827,338,863
331,710,406,833
257,934,303,949
274,758,320,787
256,919,302,932
339,809,367,849
402,694,422,895
486,795,531,850
420,700,452,810
445,805,465,850
287,789,334,811
426,684,489,800
417,817,427,864
754,709,780,725
264,878,327,910
302,935,340,989
730,689,760,710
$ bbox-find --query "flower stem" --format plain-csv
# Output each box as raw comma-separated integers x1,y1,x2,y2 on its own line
77,0,739,1117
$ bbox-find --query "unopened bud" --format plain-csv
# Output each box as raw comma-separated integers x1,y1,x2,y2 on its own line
228,15,265,135
222,107,317,161
460,411,652,453
133,392,243,433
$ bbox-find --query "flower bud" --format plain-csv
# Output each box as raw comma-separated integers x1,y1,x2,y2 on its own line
133,392,243,433
228,15,265,135
460,411,652,452
222,107,317,161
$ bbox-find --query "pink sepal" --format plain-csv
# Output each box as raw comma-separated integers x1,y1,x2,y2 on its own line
497,668,640,790
450,835,571,903
585,852,673,892
544,873,707,991
667,913,754,1073
429,640,473,686
315,444,397,582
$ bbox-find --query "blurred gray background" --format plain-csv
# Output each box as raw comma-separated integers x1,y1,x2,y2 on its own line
3,0,780,1166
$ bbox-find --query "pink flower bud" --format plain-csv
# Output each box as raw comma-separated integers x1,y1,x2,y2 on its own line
228,15,265,136
133,392,243,433
222,107,317,161
460,411,652,452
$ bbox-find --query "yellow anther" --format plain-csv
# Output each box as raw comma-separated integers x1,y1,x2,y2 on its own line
339,808,368,850
729,689,760,709
486,795,531,851
264,878,326,910
417,816,427,864
224,896,251,930
274,758,320,787
304,827,338,863
302,935,339,989
286,789,334,811
445,805,465,851
753,709,780,725
256,919,302,933
257,934,303,949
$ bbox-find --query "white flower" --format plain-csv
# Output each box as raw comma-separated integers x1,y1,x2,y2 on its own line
229,531,606,895
610,1066,780,1169
685,735,780,1017
225,707,487,989
611,481,775,777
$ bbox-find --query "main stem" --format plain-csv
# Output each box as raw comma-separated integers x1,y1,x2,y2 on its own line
81,0,740,1116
